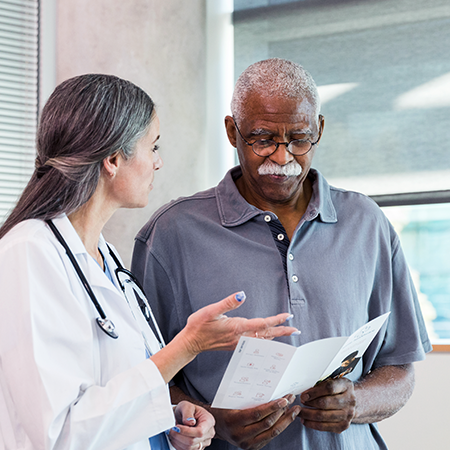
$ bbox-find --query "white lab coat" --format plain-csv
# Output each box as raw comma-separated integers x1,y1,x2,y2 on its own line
0,215,175,450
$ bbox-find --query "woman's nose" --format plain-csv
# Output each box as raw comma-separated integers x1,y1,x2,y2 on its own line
154,152,164,170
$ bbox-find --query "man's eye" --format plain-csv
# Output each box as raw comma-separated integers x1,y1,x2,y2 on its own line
255,140,274,149
152,145,160,153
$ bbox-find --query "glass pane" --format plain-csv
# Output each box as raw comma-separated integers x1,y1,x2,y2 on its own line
233,0,450,196
383,203,450,344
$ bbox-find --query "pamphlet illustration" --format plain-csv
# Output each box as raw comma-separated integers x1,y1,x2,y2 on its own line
212,312,390,409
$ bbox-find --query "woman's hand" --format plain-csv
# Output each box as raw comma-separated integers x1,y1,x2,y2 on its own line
179,291,299,356
167,401,215,450
151,291,298,384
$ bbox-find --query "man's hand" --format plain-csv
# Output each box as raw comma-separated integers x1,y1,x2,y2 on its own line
299,364,415,433
209,394,301,450
299,378,356,433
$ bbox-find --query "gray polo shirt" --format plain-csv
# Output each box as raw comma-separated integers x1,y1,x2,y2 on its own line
132,166,431,450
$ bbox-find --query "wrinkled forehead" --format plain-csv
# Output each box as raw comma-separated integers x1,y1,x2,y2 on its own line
240,91,318,127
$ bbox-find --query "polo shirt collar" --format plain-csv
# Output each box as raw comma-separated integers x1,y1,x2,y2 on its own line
306,169,338,224
216,166,337,227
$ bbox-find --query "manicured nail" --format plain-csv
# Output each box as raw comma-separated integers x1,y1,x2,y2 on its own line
172,426,181,433
285,314,294,321
235,291,246,302
186,417,196,424
291,330,301,336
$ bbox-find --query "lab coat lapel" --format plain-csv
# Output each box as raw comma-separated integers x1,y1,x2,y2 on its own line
97,236,165,355
97,237,124,292
51,215,123,299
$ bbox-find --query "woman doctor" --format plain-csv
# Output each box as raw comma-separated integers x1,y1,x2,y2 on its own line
0,74,298,450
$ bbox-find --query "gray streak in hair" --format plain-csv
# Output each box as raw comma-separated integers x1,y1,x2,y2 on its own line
0,74,155,239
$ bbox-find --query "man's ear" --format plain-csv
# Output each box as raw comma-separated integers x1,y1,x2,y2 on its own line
317,114,325,143
102,152,121,178
224,115,237,147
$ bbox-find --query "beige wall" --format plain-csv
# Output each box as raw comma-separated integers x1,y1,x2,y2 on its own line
379,351,450,449
56,0,208,266
53,1,450,447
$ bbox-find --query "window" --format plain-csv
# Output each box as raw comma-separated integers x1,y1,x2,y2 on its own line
233,0,450,347
0,0,39,224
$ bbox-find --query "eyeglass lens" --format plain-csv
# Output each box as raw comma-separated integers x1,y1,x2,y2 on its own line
252,140,312,156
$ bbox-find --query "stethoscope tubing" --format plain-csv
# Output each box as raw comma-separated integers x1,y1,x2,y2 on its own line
46,220,109,321
46,219,162,344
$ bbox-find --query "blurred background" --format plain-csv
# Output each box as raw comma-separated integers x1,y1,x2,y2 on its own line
0,1,449,447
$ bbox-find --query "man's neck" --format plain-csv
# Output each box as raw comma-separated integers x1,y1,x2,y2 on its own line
235,175,313,240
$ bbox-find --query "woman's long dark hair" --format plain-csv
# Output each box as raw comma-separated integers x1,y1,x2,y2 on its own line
0,74,155,239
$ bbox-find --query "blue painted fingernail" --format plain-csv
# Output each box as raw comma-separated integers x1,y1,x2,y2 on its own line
165,429,170,435
286,314,294,321
186,417,196,423
172,426,181,433
235,291,246,302
291,330,301,336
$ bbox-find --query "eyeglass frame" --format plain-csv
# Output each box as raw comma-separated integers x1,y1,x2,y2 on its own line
232,116,323,157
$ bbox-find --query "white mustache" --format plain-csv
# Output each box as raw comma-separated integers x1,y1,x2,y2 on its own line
257,159,302,177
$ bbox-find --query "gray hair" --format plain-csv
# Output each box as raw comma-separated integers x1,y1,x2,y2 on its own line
231,58,320,120
0,74,155,239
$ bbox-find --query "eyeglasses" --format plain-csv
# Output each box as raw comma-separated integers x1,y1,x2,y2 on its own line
233,117,321,157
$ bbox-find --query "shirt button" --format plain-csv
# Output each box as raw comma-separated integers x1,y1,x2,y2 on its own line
292,275,298,283
277,234,284,241
264,215,271,222
289,253,294,260
309,210,316,217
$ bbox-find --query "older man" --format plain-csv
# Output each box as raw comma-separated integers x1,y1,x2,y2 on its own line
132,58,431,450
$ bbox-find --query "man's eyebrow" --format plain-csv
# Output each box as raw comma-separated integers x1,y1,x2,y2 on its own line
291,128,313,136
249,128,272,137
249,128,313,137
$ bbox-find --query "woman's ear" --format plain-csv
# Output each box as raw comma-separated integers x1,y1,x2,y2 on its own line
103,152,121,178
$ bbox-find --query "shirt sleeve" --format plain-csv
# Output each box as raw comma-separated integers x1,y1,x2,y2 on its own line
367,232,432,371
0,230,175,450
132,238,183,340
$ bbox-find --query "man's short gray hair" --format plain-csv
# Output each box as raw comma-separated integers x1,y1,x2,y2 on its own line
231,58,320,120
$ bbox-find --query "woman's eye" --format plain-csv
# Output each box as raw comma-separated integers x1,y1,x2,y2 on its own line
152,145,160,153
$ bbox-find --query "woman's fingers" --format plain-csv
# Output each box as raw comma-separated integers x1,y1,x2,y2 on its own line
197,293,295,332
241,314,299,338
169,402,215,450
251,326,300,340
174,401,198,426
196,291,247,319
184,292,299,354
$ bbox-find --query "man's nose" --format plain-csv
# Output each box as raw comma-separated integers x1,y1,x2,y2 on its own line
268,142,294,166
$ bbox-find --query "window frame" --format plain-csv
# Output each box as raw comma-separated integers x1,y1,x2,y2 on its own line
0,0,40,225
232,0,450,352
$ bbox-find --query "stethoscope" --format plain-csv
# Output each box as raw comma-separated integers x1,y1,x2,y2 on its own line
46,220,165,351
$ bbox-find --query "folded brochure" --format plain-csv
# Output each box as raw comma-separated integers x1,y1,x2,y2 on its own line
212,312,390,409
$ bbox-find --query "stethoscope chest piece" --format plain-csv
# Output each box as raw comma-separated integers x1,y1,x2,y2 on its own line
96,317,119,339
